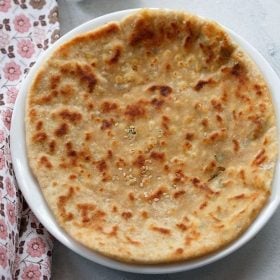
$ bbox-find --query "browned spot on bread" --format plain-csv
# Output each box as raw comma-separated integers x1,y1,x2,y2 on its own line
65,141,72,150
161,115,170,132
151,226,171,235
39,155,52,169
248,115,265,139
101,101,118,113
164,164,169,172
128,193,135,201
204,160,217,173
199,201,208,210
57,109,82,124
183,142,192,150
87,102,94,111
230,193,245,199
67,150,77,158
175,248,184,255
32,132,47,142
173,170,187,184
232,139,240,152
209,212,221,222
49,140,56,153
150,151,165,161
151,98,164,109
185,229,201,245
184,20,200,51
108,225,118,237
141,211,148,219
50,74,61,89
231,62,244,77
133,154,146,168
77,64,97,93
54,123,69,137
125,102,146,120
216,114,223,123
201,118,209,128
204,128,226,143
107,150,113,159
60,84,74,97
84,132,93,141
122,211,133,220
239,169,246,182
147,187,167,201
28,108,37,121
148,85,172,97
101,119,114,130
194,79,215,91
96,159,107,173
185,132,194,141
112,206,118,213
263,137,269,146
208,166,225,182
129,17,156,46
252,149,267,166
35,121,43,131
211,98,223,112
116,157,126,168
191,177,215,194
34,91,57,105
77,203,106,225
176,223,188,231
57,187,75,222
69,174,77,180
199,43,215,64
60,63,97,93
173,190,186,199
254,84,263,96
107,46,122,64
126,236,141,245
218,44,234,64
221,91,228,102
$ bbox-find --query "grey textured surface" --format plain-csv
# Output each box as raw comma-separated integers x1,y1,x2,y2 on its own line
53,0,280,279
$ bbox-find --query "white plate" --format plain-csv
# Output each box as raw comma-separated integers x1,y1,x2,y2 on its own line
10,8,280,274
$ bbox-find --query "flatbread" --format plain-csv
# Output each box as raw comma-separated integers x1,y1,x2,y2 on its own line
25,9,277,263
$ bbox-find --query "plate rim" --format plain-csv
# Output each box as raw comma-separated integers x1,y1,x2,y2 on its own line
10,8,280,274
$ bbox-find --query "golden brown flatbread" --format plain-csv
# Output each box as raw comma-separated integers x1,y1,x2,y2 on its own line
25,9,277,263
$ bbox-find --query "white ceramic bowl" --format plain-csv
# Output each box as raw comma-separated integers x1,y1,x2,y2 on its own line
10,8,280,274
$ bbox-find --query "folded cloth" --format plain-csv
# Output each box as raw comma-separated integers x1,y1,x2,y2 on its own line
0,0,60,278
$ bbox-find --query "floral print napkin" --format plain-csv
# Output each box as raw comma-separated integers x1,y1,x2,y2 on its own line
0,0,60,279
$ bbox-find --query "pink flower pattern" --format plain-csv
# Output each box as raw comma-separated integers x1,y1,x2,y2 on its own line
27,237,47,258
0,220,8,240
1,109,12,130
13,14,31,33
5,177,15,197
22,264,42,280
3,61,22,81
0,246,8,269
0,0,11,12
17,39,35,58
6,202,16,225
0,1,58,279
6,87,18,104
0,150,4,170
0,30,10,48
0,130,4,142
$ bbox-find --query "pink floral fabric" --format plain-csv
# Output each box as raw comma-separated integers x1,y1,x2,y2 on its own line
0,0,59,279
